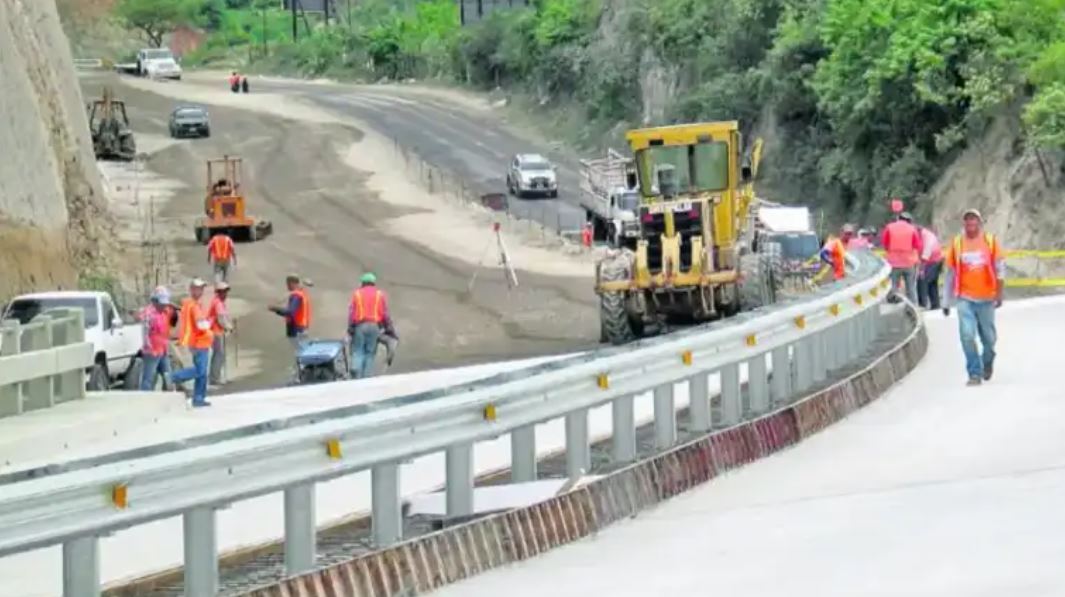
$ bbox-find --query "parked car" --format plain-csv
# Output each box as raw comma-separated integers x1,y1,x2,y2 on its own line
169,105,210,138
2,291,145,391
136,48,182,80
506,153,558,198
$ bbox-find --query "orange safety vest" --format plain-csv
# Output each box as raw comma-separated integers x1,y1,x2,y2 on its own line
350,287,385,324
290,288,311,329
823,237,846,280
948,233,1000,300
207,295,227,334
179,298,214,350
207,235,234,261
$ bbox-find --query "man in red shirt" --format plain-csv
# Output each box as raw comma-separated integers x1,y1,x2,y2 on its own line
207,282,233,386
207,233,236,284
880,212,923,304
138,286,174,391
348,272,391,379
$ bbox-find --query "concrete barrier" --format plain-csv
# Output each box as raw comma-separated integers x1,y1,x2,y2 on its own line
243,307,927,597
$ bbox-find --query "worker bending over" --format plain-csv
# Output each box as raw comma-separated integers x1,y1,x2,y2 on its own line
269,274,311,381
820,228,848,280
348,272,390,379
171,279,213,407
207,233,236,283
943,209,1004,386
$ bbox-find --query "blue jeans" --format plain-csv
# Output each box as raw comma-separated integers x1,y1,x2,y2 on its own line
140,352,171,391
350,322,380,379
171,348,210,404
890,266,918,304
956,299,996,379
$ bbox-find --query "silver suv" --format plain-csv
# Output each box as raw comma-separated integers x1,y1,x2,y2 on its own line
506,153,558,198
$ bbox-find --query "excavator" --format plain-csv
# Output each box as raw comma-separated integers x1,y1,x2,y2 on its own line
595,121,781,344
194,155,273,244
86,87,136,161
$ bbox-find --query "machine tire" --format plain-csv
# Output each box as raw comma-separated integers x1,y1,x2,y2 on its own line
123,357,144,391
195,226,209,244
119,135,136,161
739,251,770,311
759,241,784,304
247,225,257,242
598,250,639,345
87,362,109,391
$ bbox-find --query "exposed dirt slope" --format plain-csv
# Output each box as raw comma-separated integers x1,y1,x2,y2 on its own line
0,0,112,299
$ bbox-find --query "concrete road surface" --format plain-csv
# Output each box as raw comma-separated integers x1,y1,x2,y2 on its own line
81,73,599,391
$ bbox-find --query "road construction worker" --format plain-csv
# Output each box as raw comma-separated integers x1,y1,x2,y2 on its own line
881,211,923,304
820,232,847,280
943,209,1004,386
918,225,944,310
171,279,214,407
206,233,236,283
138,286,173,391
845,224,871,250
241,76,250,93
207,282,234,386
269,274,311,380
229,71,240,93
348,272,390,379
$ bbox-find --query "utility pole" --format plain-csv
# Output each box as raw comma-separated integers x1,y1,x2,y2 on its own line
291,0,298,41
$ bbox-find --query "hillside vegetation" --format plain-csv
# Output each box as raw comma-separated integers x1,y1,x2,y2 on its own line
107,0,1065,228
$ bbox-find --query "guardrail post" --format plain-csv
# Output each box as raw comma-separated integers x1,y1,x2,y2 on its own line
0,320,23,416
183,506,218,597
372,463,403,546
62,535,99,597
49,310,85,404
824,323,841,372
653,383,676,450
720,363,741,426
510,426,537,482
22,318,55,411
446,443,474,518
565,409,590,478
812,329,828,383
612,394,637,463
793,337,813,395
283,483,316,574
770,346,791,406
866,307,880,344
846,313,861,360
688,373,711,433
747,354,769,414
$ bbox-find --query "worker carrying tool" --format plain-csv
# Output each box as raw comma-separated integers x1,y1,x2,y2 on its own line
172,279,213,407
347,272,391,379
208,282,234,386
206,232,236,283
268,274,312,382
942,209,1004,386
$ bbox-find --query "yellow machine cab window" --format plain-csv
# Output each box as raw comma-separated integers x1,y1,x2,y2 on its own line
635,139,730,198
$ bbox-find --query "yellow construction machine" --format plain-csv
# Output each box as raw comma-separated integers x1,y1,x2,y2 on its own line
595,121,778,344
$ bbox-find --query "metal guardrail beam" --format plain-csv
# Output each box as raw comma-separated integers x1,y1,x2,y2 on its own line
0,254,892,597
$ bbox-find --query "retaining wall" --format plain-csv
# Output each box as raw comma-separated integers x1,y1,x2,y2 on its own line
242,307,928,597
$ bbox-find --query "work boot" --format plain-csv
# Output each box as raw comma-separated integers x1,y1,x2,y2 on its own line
967,376,982,386
983,360,994,381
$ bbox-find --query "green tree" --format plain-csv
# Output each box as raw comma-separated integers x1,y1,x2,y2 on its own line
116,0,202,47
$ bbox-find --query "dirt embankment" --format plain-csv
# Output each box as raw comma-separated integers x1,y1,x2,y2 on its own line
0,0,114,299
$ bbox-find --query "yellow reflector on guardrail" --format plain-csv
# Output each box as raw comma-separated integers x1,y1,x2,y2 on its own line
326,439,342,460
745,334,757,346
794,315,806,329
597,373,609,389
112,484,128,509
829,304,840,316
681,350,693,366
483,403,497,421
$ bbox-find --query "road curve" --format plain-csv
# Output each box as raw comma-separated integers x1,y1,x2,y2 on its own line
431,298,1065,597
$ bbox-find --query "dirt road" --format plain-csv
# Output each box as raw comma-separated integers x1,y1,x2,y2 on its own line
81,73,598,391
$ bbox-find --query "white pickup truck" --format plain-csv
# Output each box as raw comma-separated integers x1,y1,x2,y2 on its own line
2,291,146,390
136,47,182,80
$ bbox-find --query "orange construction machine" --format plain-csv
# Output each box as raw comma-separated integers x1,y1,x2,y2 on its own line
195,156,272,244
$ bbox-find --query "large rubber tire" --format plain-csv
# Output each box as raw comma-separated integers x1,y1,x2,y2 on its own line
195,226,209,244
598,251,639,345
87,363,109,391
123,357,144,391
739,251,770,311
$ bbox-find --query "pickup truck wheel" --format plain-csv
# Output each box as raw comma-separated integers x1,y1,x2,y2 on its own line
87,363,109,391
123,357,144,391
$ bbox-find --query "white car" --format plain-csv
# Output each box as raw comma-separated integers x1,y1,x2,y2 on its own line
3,291,146,391
507,153,559,198
136,47,182,80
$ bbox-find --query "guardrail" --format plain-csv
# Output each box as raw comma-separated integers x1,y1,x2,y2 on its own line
0,309,92,418
72,58,104,70
0,254,892,597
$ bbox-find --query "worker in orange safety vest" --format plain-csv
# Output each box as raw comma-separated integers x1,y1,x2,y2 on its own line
348,272,390,379
170,279,214,407
942,209,1004,386
206,233,236,284
820,230,848,281
880,211,923,304
269,274,311,381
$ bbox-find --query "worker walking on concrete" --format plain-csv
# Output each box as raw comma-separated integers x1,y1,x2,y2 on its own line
269,274,311,381
206,233,236,284
138,286,173,391
207,282,233,386
918,225,944,310
943,209,1004,386
171,279,214,407
881,211,923,304
348,272,390,379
